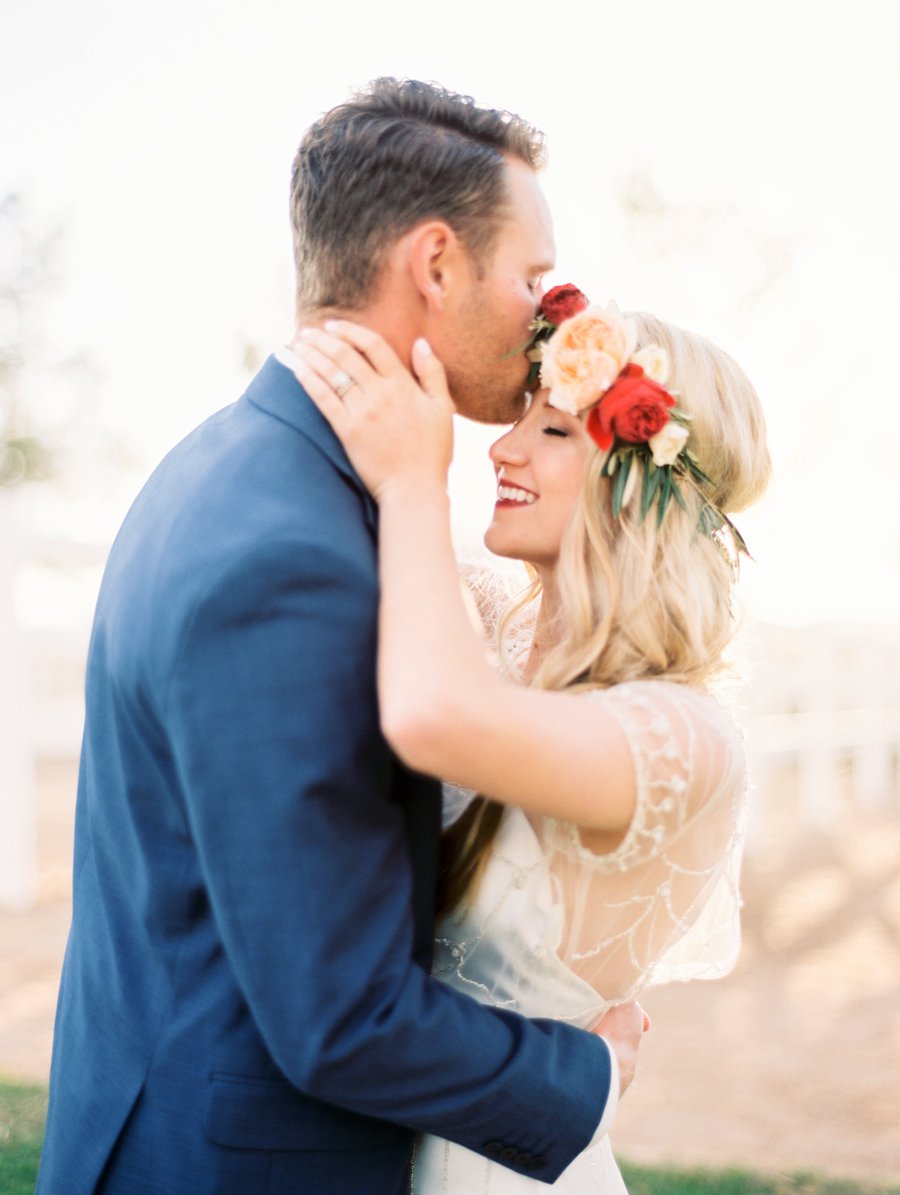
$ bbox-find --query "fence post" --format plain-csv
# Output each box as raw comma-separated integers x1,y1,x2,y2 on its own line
851,639,894,809
0,489,36,909
796,633,842,826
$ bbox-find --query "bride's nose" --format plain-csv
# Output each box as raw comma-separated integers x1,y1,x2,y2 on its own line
489,426,529,472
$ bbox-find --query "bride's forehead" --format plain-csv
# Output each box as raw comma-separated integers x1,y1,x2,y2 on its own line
524,388,551,413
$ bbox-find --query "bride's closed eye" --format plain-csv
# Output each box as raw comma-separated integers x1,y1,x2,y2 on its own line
542,426,570,438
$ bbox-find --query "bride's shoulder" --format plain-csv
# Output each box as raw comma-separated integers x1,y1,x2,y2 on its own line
587,677,739,724
585,678,745,778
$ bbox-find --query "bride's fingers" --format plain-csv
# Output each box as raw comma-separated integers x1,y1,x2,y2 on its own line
289,352,353,433
293,341,366,402
411,338,455,413
322,319,404,378
298,327,379,389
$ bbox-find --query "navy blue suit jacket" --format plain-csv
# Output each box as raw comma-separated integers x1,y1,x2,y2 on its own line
37,357,612,1194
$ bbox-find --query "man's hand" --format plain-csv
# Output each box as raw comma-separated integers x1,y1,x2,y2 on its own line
591,1001,650,1099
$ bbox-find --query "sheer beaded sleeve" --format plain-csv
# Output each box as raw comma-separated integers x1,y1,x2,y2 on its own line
540,680,748,1001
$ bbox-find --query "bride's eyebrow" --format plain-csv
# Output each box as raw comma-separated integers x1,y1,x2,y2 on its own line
538,398,579,426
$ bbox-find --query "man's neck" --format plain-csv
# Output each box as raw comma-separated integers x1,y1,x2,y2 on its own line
291,301,421,369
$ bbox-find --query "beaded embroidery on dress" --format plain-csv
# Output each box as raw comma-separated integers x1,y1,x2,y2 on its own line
412,679,747,1194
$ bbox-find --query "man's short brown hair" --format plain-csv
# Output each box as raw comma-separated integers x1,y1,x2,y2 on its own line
290,78,545,312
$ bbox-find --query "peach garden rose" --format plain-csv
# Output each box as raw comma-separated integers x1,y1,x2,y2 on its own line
542,306,638,416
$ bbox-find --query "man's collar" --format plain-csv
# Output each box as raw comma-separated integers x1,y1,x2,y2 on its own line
244,352,377,531
246,351,354,481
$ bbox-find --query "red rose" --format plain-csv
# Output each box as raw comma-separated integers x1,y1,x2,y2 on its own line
586,364,675,451
540,284,590,325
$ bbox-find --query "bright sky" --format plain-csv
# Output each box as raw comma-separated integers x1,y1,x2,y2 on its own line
3,0,899,628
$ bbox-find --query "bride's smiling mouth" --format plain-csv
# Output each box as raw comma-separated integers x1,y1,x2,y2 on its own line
495,483,538,507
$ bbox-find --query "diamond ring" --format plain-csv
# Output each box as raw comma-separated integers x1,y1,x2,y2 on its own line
334,372,356,399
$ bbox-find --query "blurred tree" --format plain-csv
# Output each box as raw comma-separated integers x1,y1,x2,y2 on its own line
0,192,137,509
0,192,55,486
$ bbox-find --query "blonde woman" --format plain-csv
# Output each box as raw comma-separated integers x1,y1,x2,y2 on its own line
290,288,770,1194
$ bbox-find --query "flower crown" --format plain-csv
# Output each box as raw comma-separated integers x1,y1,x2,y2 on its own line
524,284,748,557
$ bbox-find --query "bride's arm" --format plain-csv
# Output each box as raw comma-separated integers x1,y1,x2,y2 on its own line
291,323,637,834
375,477,638,833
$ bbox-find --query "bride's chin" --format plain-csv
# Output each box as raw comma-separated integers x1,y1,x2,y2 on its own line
483,526,520,561
483,527,506,556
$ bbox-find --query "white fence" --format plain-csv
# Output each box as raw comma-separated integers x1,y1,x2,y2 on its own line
737,623,900,835
0,494,36,909
1,499,101,908
2,510,899,909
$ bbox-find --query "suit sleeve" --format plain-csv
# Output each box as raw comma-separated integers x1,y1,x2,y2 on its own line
165,533,612,1182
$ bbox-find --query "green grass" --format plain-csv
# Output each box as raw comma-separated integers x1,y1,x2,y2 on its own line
620,1161,900,1195
0,1078,895,1195
0,1077,46,1195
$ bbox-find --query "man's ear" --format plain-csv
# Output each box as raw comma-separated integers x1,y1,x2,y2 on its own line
405,221,467,313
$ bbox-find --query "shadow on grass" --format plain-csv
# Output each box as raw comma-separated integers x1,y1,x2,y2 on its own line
1,1078,895,1195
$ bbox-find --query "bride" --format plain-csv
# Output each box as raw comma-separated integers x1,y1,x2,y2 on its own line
290,287,771,1192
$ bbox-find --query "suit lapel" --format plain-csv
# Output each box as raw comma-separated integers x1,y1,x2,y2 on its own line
245,354,378,532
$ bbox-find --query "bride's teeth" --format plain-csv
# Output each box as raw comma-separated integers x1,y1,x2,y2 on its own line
497,485,536,504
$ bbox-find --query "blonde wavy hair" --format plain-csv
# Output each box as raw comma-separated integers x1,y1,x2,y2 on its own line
439,313,771,915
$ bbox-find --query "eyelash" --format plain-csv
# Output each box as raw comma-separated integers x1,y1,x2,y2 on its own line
543,426,568,438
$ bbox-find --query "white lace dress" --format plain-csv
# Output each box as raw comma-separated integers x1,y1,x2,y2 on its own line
411,680,747,1194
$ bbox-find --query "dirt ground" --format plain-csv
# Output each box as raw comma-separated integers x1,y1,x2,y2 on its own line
2,760,898,1186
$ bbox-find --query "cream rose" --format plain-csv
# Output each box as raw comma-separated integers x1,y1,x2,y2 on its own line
542,305,637,415
631,346,670,386
648,421,689,466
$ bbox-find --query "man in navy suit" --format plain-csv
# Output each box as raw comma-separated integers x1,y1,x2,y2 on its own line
37,79,644,1194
